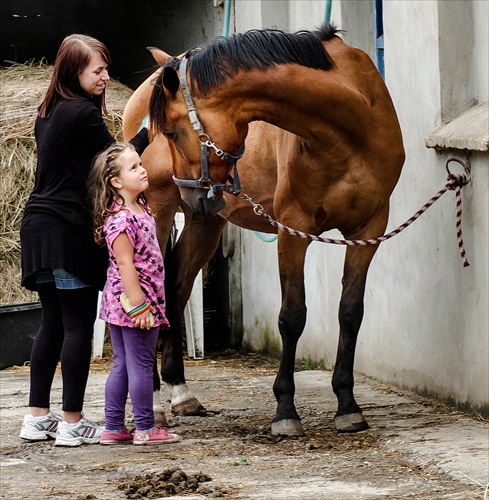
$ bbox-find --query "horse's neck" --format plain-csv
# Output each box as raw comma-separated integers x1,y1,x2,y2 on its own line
217,65,370,144
123,69,160,140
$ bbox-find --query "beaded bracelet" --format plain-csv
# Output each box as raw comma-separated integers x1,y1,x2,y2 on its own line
127,301,151,318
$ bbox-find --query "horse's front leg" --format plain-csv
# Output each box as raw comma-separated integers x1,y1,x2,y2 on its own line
147,182,180,424
271,234,310,437
159,314,201,415
333,218,386,432
161,210,228,416
152,354,169,426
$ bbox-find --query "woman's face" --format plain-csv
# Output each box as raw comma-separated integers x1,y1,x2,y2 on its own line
78,52,110,97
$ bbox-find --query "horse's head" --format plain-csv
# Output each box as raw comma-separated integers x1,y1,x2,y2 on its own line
149,53,248,216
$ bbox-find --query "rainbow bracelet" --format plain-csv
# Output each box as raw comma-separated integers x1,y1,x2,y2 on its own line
128,301,150,318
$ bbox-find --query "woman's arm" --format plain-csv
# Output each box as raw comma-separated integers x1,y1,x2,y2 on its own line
129,127,149,154
112,232,153,329
80,101,150,155
79,103,115,153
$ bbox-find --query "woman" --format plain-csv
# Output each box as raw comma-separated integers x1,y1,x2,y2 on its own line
19,34,149,447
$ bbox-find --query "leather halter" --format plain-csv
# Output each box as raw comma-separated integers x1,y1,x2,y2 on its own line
172,57,244,199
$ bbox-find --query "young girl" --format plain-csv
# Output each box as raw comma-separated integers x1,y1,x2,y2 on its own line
89,142,180,446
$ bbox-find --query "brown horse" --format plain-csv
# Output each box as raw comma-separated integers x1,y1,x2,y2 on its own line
123,51,281,422
143,24,405,436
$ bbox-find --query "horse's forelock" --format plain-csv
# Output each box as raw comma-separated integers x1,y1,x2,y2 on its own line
149,56,186,134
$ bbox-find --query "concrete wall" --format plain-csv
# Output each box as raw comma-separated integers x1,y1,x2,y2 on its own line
231,0,488,413
361,0,488,412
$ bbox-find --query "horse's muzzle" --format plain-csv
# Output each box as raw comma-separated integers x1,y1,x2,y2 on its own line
182,189,227,216
199,195,226,216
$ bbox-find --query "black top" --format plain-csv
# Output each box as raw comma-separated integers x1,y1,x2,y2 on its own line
20,97,149,291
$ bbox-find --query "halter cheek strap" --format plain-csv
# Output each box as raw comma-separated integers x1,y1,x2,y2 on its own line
172,57,243,198
179,57,205,136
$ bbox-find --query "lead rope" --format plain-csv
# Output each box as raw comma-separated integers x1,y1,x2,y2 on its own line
240,160,471,267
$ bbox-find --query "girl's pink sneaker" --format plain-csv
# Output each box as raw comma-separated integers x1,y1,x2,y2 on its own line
100,427,134,445
133,426,181,445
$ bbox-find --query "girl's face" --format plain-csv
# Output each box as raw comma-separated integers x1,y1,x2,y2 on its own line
79,52,110,97
111,149,149,197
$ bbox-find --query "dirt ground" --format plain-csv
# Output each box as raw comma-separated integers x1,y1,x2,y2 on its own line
1,350,488,500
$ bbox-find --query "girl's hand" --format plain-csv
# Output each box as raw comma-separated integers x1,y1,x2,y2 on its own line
131,307,154,330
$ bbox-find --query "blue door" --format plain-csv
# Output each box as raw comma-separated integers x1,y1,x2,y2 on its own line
375,0,385,78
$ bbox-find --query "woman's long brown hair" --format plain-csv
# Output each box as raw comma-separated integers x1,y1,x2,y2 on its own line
38,34,111,118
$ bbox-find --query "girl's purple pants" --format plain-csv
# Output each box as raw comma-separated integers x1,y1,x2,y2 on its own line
105,324,159,431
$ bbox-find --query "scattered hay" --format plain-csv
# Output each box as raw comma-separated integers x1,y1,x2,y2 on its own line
0,61,133,305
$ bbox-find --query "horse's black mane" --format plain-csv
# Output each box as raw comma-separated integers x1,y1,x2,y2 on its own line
149,24,339,132
179,23,339,96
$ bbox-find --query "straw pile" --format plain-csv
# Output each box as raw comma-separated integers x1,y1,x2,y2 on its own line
0,61,134,305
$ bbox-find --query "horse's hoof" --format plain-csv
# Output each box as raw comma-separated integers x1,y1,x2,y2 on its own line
271,419,305,437
172,398,207,416
334,412,369,433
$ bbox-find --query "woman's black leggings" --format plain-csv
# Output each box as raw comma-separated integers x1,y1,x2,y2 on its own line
29,282,99,412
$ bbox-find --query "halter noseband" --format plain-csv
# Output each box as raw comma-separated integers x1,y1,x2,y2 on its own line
172,57,244,199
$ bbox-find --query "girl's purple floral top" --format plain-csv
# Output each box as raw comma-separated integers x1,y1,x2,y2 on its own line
100,206,170,329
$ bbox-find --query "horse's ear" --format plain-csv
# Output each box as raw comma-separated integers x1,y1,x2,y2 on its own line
147,46,172,66
162,66,180,95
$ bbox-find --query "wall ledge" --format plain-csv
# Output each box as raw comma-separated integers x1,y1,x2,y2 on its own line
425,102,489,152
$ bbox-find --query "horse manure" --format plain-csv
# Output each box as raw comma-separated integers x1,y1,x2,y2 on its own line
169,469,187,483
118,467,215,498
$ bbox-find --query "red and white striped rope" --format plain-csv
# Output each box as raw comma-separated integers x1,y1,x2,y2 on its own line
240,172,470,267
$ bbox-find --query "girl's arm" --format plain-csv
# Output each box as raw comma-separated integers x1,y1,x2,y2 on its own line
112,232,153,329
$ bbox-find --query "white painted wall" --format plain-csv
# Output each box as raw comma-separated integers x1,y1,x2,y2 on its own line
361,0,488,410
230,0,488,412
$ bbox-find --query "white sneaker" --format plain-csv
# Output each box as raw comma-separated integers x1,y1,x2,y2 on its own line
54,417,103,447
20,411,62,441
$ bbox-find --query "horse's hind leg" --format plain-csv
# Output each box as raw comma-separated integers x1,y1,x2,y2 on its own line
333,217,386,432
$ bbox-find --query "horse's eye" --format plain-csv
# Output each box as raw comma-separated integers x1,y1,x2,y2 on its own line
163,131,175,141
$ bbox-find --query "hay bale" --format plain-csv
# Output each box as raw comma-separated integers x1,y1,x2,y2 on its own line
0,61,134,305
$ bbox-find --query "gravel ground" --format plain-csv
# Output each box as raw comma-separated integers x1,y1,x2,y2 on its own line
1,350,488,499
